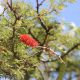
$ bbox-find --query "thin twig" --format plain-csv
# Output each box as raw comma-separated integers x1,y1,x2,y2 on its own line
0,8,6,16
39,0,46,6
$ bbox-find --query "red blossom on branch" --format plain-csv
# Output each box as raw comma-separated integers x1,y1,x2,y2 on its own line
19,34,65,63
20,34,39,48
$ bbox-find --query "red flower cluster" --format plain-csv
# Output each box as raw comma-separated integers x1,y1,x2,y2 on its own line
20,34,39,48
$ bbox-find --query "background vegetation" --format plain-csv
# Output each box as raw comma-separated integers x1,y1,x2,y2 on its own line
0,0,80,80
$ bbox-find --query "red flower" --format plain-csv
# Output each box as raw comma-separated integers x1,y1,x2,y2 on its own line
20,34,39,48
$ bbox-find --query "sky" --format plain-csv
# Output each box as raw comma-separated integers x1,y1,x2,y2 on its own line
0,0,80,27
23,0,80,27
60,0,80,26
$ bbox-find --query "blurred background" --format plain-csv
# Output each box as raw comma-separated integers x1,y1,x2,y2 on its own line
0,0,80,80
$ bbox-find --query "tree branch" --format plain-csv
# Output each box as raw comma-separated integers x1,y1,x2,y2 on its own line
39,0,46,6
10,0,12,7
36,0,54,46
7,2,17,18
7,1,21,20
36,0,39,14
0,8,6,16
41,42,80,63
36,0,48,32
62,42,80,58
28,28,41,44
41,26,53,45
6,1,22,58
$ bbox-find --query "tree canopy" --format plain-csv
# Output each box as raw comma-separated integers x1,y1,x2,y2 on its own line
0,0,80,80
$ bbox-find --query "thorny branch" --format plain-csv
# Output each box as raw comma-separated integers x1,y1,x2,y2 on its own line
42,42,80,63
36,0,48,32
